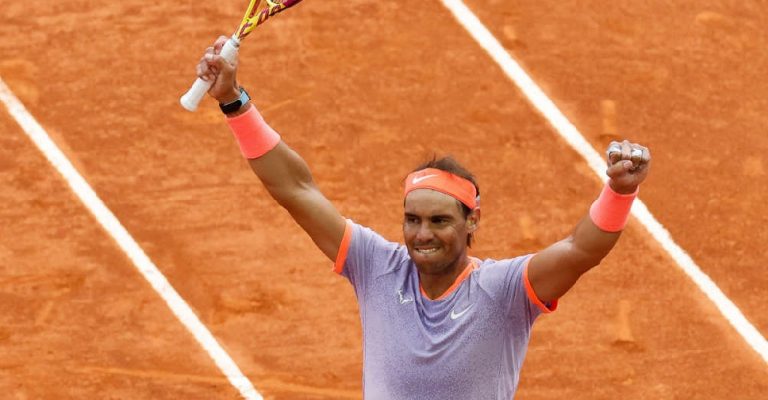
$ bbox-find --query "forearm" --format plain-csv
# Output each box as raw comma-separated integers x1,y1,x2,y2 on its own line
567,180,638,270
224,101,315,198
247,141,317,205
567,215,622,273
528,182,638,301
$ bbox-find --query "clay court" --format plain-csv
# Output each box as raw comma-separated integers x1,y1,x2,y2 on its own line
1,0,766,398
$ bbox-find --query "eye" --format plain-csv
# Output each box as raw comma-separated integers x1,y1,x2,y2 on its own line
431,216,449,224
404,215,419,224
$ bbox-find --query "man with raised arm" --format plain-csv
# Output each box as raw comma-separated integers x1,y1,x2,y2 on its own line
196,36,651,399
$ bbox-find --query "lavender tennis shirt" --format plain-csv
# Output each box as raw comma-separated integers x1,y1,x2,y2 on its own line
334,220,557,399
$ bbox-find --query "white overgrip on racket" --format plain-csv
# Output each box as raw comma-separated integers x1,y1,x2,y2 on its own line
180,35,240,112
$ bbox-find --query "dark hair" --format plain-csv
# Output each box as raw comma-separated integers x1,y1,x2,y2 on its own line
409,155,480,247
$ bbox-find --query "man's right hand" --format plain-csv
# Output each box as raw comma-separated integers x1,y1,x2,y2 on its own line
196,35,241,104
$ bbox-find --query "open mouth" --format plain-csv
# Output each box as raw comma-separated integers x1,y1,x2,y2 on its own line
415,247,439,255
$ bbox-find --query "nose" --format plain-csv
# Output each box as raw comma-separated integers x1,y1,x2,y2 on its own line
415,222,434,243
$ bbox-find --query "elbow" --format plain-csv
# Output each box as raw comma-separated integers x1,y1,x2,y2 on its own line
269,180,317,210
581,254,606,274
567,238,608,275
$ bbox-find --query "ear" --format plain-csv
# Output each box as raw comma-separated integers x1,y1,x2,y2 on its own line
466,207,481,233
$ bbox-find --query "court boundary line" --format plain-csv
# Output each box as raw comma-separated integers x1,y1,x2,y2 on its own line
439,0,768,363
0,77,263,399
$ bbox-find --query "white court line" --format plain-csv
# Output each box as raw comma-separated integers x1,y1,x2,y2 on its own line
0,78,262,399
439,0,768,364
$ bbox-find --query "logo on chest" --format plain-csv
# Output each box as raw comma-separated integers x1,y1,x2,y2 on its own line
449,303,474,320
397,288,414,305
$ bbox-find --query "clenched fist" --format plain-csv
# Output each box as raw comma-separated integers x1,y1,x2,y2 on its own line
605,140,651,194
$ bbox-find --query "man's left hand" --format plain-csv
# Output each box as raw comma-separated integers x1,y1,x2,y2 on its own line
605,140,651,194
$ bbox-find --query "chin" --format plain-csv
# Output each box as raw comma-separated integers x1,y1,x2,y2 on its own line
409,251,449,274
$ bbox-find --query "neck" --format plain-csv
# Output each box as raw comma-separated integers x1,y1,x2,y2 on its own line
418,255,471,300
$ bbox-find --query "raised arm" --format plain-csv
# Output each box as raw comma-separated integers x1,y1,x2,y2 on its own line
527,140,651,302
198,36,346,262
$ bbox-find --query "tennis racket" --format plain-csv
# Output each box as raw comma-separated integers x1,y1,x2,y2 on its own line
180,0,304,111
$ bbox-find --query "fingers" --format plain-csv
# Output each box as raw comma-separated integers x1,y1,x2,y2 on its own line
606,157,633,178
192,35,242,103
213,35,229,53
196,46,218,82
196,35,239,83
606,140,650,171
630,148,643,168
604,139,652,193
620,140,633,165
607,142,622,164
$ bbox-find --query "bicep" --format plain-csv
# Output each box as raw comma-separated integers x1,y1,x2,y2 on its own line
285,187,347,262
527,240,584,303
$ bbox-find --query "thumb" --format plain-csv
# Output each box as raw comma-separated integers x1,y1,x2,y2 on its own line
606,160,633,179
202,53,239,102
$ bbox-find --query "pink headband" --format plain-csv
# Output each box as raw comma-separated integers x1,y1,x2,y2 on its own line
404,168,478,209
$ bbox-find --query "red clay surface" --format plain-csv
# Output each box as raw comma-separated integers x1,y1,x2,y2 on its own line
466,0,768,337
0,113,240,399
1,0,766,399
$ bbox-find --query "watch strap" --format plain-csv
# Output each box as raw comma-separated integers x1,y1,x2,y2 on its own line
219,87,250,114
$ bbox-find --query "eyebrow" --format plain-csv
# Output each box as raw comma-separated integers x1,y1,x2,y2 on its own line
403,212,455,220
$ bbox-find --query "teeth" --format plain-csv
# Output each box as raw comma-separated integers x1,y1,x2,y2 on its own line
416,248,438,254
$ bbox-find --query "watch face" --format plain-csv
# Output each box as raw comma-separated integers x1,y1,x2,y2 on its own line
239,88,250,104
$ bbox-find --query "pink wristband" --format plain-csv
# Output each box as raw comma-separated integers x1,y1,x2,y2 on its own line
589,184,638,232
225,104,281,159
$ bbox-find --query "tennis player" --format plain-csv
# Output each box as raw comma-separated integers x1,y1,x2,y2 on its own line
196,36,651,399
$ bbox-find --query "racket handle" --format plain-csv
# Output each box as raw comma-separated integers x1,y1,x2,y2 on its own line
180,37,240,112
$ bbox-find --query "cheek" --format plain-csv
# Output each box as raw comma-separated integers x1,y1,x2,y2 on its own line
435,227,461,247
402,225,416,242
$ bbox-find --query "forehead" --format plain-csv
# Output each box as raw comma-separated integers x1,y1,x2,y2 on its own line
404,189,463,216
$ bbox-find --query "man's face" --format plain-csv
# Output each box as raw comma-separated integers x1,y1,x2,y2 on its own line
403,189,477,276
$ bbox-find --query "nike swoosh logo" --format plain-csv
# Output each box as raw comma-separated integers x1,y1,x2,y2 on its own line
412,174,438,184
450,304,473,320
